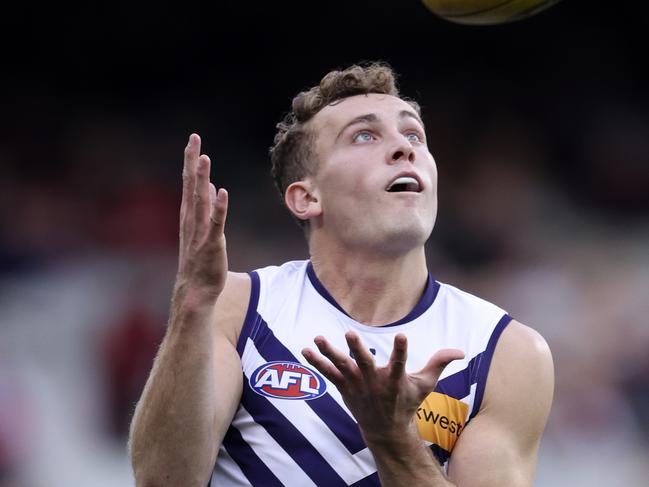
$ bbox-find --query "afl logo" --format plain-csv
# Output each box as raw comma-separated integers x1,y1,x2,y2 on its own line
250,361,327,400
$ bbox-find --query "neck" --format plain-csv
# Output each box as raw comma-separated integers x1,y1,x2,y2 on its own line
309,237,429,326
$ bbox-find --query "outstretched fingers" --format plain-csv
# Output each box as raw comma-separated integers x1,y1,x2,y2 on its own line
175,133,231,296
180,133,229,248
415,348,466,390
207,186,228,240
193,154,212,240
345,331,376,380
302,336,357,389
180,134,201,243
388,333,408,382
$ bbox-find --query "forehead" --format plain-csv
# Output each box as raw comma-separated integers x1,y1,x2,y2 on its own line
310,93,420,138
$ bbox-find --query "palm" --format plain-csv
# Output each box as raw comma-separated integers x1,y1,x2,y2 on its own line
302,331,464,445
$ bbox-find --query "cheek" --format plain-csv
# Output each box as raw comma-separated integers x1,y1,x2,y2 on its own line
320,163,374,199
315,177,349,218
425,155,439,193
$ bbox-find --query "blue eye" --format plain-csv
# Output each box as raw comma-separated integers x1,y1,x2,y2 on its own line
353,131,374,143
406,132,422,143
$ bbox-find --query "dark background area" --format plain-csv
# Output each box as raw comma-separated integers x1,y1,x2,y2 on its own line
1,2,649,485
2,1,648,272
2,1,648,206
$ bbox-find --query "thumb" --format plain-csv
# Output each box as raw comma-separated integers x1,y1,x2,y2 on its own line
415,348,465,389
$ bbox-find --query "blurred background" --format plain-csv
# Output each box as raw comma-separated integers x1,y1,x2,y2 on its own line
1,1,648,485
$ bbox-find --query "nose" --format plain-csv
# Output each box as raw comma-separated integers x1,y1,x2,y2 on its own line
390,140,415,164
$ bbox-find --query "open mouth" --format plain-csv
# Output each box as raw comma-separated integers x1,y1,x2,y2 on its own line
386,176,422,193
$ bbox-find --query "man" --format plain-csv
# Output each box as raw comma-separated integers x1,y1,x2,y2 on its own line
129,62,554,486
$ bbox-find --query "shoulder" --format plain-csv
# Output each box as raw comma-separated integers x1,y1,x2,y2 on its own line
253,259,308,285
434,282,509,345
498,320,552,361
489,320,554,392
251,259,310,317
214,271,251,346
436,281,507,318
215,261,310,345
483,320,554,441
220,271,251,301
447,321,553,484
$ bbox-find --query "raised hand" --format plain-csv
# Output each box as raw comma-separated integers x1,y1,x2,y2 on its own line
176,133,229,303
302,331,464,449
129,135,237,487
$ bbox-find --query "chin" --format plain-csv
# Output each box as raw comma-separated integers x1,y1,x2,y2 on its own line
375,219,433,255
335,206,436,255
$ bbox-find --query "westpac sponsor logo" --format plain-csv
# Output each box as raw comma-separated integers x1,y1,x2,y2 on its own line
250,361,326,400
416,392,469,453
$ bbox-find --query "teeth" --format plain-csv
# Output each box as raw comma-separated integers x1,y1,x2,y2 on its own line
388,176,420,191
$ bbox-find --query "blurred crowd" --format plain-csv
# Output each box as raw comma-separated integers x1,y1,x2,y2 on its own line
1,90,648,486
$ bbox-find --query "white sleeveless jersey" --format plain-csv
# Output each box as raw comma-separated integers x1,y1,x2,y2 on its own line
210,260,511,486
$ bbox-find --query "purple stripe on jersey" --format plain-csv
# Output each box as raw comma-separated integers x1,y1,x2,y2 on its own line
434,314,512,405
350,472,379,486
306,261,440,327
469,314,512,419
430,443,451,465
241,383,347,487
222,423,284,486
248,315,367,455
237,271,261,356
436,347,490,400
435,357,474,400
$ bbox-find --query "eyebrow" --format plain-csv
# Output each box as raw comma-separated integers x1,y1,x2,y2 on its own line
335,110,425,141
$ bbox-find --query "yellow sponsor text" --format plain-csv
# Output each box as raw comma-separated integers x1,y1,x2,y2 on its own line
416,392,469,452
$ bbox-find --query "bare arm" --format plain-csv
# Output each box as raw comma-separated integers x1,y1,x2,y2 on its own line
447,320,554,486
128,134,249,487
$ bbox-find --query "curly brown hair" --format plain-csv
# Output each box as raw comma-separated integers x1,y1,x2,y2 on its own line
269,62,421,227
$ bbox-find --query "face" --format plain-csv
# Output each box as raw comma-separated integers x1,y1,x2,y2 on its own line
307,93,438,254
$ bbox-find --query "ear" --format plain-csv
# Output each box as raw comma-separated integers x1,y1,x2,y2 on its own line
285,180,322,223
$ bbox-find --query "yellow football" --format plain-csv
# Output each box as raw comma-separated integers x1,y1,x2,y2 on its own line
421,0,562,25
